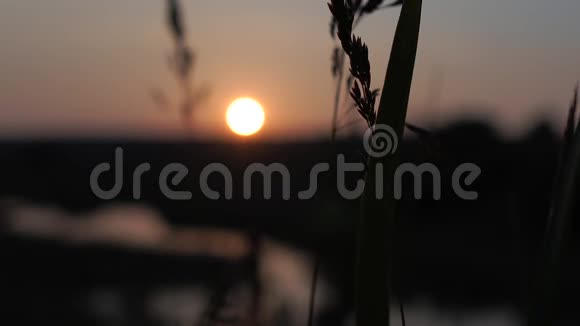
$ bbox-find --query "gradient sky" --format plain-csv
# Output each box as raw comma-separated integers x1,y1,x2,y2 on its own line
1,0,579,140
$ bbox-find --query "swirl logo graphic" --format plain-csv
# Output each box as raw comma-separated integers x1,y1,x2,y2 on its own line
363,124,399,158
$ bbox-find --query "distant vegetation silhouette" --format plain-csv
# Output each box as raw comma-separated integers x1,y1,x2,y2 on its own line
151,0,211,129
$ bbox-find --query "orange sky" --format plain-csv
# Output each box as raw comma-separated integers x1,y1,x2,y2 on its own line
1,0,579,140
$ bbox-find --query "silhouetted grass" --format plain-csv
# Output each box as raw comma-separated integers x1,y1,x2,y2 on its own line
152,0,211,129
309,4,405,326
329,1,422,326
328,1,403,138
528,84,579,325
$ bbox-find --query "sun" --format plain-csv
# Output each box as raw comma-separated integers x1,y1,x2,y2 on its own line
226,97,265,136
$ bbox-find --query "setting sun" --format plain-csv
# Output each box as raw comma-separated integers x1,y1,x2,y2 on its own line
226,97,265,136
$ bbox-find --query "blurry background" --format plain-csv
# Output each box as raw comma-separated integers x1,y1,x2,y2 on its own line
1,1,580,325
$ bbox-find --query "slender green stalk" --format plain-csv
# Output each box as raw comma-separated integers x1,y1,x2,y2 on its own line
356,2,422,326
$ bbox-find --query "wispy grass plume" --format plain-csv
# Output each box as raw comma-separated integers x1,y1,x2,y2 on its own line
329,1,403,138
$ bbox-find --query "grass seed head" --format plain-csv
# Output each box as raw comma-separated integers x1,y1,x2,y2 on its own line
329,0,377,126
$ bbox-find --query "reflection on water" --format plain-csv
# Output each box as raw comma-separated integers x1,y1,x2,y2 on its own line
2,199,521,325
387,303,520,326
3,199,250,258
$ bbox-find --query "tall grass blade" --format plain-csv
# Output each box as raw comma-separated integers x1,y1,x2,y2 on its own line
528,85,579,325
356,1,422,326
564,83,578,152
